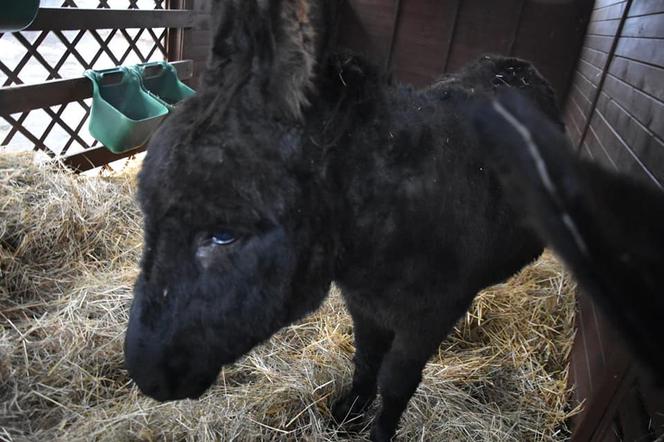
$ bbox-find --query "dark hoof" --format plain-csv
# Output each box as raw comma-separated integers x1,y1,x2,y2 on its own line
332,391,373,431
369,425,394,442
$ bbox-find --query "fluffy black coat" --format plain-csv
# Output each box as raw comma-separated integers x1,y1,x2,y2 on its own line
124,2,564,440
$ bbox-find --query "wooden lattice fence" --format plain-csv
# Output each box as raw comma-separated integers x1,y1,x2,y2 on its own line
0,0,197,170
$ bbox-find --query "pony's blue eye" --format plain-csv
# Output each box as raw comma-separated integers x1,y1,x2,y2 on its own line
212,231,236,245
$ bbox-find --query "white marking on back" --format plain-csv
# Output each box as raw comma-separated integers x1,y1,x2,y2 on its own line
492,100,590,256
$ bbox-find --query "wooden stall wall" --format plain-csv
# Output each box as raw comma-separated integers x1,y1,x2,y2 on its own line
171,0,212,89
337,0,595,104
565,0,664,189
563,0,664,440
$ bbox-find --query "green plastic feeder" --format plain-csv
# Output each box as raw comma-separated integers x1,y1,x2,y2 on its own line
132,62,196,109
1,0,40,32
85,67,169,154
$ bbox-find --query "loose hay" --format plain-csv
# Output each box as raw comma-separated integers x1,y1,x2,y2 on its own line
0,153,579,441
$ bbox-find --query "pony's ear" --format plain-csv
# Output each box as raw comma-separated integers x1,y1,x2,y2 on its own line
469,90,664,377
204,0,338,119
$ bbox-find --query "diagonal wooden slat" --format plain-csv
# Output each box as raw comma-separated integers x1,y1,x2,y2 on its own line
44,106,90,154
14,32,62,81
145,28,167,60
65,32,96,68
38,102,93,156
119,28,147,63
89,29,122,67
2,112,53,156
87,29,119,68
38,103,68,147
50,30,87,79
2,31,50,87
2,112,29,146
1,62,19,87
60,101,93,155
3,103,88,158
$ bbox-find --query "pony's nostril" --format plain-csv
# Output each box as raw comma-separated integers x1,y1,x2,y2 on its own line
137,377,172,401
179,373,213,400
195,374,211,392
143,382,161,397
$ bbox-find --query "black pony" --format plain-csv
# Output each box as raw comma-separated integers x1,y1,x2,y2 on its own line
124,1,663,440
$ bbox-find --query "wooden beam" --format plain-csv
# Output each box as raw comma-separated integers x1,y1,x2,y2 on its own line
507,0,526,56
385,0,403,71
62,144,147,173
0,60,193,115
166,0,188,61
26,7,194,31
442,0,461,73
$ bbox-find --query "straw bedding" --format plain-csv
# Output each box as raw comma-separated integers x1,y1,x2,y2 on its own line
0,153,579,441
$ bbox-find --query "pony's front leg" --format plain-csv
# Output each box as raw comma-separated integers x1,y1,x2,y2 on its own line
370,319,458,442
333,306,394,428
